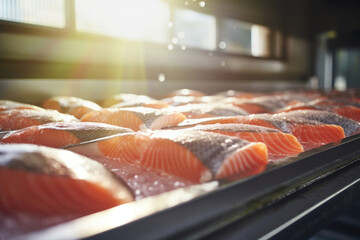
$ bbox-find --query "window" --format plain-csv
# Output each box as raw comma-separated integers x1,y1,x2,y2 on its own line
251,25,270,57
0,0,276,58
0,0,65,28
75,0,170,43
221,18,270,57
173,9,216,51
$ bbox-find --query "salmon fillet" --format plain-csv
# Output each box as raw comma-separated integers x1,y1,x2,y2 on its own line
0,122,133,148
0,109,79,131
81,107,186,131
66,130,268,182
185,124,303,159
168,103,248,119
177,114,346,150
0,100,44,112
42,96,102,119
0,144,134,216
274,110,360,137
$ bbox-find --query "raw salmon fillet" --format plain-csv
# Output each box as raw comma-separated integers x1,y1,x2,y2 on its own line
81,107,186,131
274,110,360,137
168,103,248,119
177,114,346,150
42,96,102,119
186,124,303,159
110,99,169,109
0,109,79,131
0,122,133,148
0,100,44,112
101,93,155,108
66,130,268,182
223,95,301,114
0,144,134,216
277,99,360,122
333,106,360,122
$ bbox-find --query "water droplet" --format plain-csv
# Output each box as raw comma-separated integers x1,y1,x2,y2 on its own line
172,37,179,44
154,180,159,186
134,175,139,179
181,45,186,50
148,186,154,191
168,44,174,50
199,1,205,7
174,181,181,187
184,1,189,5
221,61,226,67
135,189,141,195
177,32,185,39
167,21,173,28
225,139,232,143
219,41,227,49
158,73,166,82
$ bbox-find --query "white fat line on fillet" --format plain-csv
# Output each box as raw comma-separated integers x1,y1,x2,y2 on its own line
43,175,77,213
263,133,285,154
176,145,188,175
57,176,87,208
308,126,324,144
233,154,243,175
326,125,341,140
243,146,259,168
27,174,57,214
273,133,295,153
318,126,332,144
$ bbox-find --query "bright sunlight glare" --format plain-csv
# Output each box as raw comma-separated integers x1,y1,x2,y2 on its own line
251,25,270,57
75,0,170,43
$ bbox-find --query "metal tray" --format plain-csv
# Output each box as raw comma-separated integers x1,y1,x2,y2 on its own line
17,134,360,240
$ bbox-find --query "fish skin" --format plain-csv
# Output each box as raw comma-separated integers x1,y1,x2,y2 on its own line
0,144,134,215
0,122,133,148
0,109,80,131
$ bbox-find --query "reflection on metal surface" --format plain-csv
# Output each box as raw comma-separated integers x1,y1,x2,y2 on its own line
21,181,219,240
